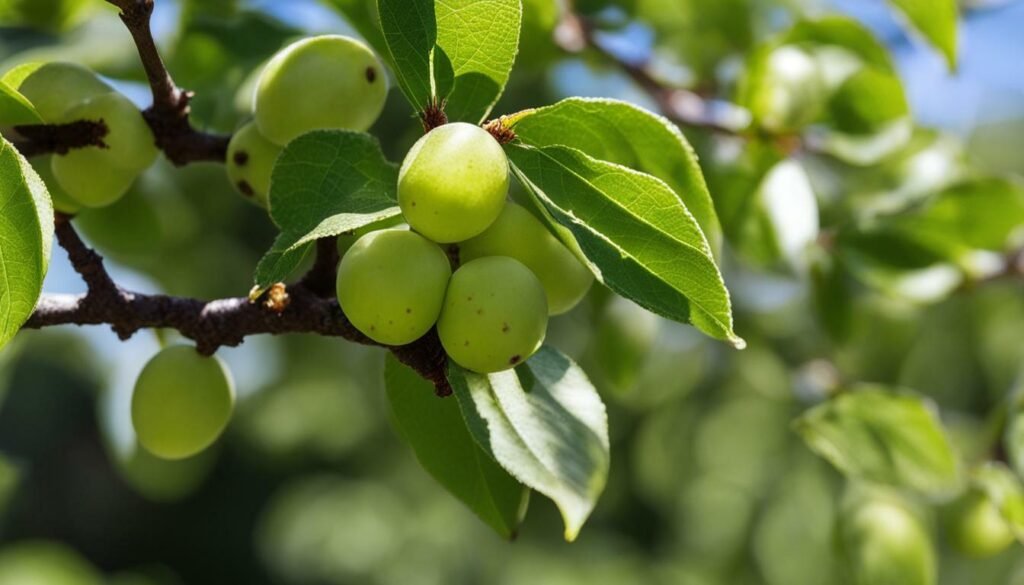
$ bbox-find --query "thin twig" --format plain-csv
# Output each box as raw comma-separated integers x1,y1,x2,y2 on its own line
103,0,230,165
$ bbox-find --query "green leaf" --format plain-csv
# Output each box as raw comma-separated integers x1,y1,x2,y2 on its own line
0,137,53,351
895,179,1024,258
827,67,909,135
507,143,743,348
253,130,400,291
886,0,958,70
508,97,723,255
794,385,960,494
384,356,527,538
783,16,896,72
0,81,43,126
448,346,610,541
377,0,522,123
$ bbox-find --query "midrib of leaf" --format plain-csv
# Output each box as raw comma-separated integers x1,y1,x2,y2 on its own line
511,147,738,345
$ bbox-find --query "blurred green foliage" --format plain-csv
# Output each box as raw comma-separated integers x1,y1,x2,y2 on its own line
0,0,1023,584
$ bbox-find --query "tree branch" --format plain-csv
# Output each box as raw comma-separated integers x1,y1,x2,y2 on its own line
555,11,752,136
27,218,452,395
103,0,230,165
10,120,109,157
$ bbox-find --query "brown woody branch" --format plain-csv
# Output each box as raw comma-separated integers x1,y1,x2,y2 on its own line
105,0,230,165
11,120,110,157
26,217,452,395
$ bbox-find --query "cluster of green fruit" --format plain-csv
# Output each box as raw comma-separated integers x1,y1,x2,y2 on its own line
338,121,594,373
226,35,387,206
12,61,158,209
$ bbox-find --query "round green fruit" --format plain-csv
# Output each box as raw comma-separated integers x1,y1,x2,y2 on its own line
946,490,1015,558
226,121,281,207
750,45,826,133
30,156,80,214
460,202,593,314
14,61,111,122
398,122,509,243
131,345,235,460
51,92,157,207
438,257,548,373
336,229,451,345
254,35,387,145
840,495,936,585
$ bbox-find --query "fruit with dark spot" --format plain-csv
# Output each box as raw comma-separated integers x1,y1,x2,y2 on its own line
398,122,509,243
226,121,282,207
460,202,593,314
254,35,387,145
336,229,451,345
438,257,548,373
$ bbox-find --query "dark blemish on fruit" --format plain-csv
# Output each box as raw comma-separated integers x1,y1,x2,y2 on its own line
502,323,510,333
388,320,393,325
233,150,249,166
405,307,412,314
237,181,254,197
464,341,470,346
366,67,377,83
370,325,376,331
509,355,522,365
476,309,483,315
466,296,473,301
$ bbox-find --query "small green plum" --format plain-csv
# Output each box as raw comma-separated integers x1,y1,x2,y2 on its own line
30,156,80,214
50,152,136,208
840,494,936,585
254,35,387,145
14,61,111,121
460,202,593,314
398,122,509,243
438,257,548,373
131,345,235,460
336,229,451,345
51,92,158,207
946,489,1016,558
226,121,282,207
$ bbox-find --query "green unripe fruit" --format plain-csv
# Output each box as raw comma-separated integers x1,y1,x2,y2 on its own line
398,122,509,243
254,35,387,145
438,257,548,373
30,156,80,214
131,346,235,460
946,490,1015,558
51,92,158,207
840,495,936,585
226,121,281,207
460,202,593,314
14,61,111,121
336,229,451,345
50,154,137,208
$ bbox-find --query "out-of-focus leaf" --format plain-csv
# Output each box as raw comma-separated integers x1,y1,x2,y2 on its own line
449,346,610,541
509,98,723,255
827,67,909,135
738,44,828,133
377,0,521,123
886,0,958,70
783,16,896,72
508,143,743,348
385,356,527,539
0,138,52,351
0,81,42,126
252,130,400,293
795,385,959,494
